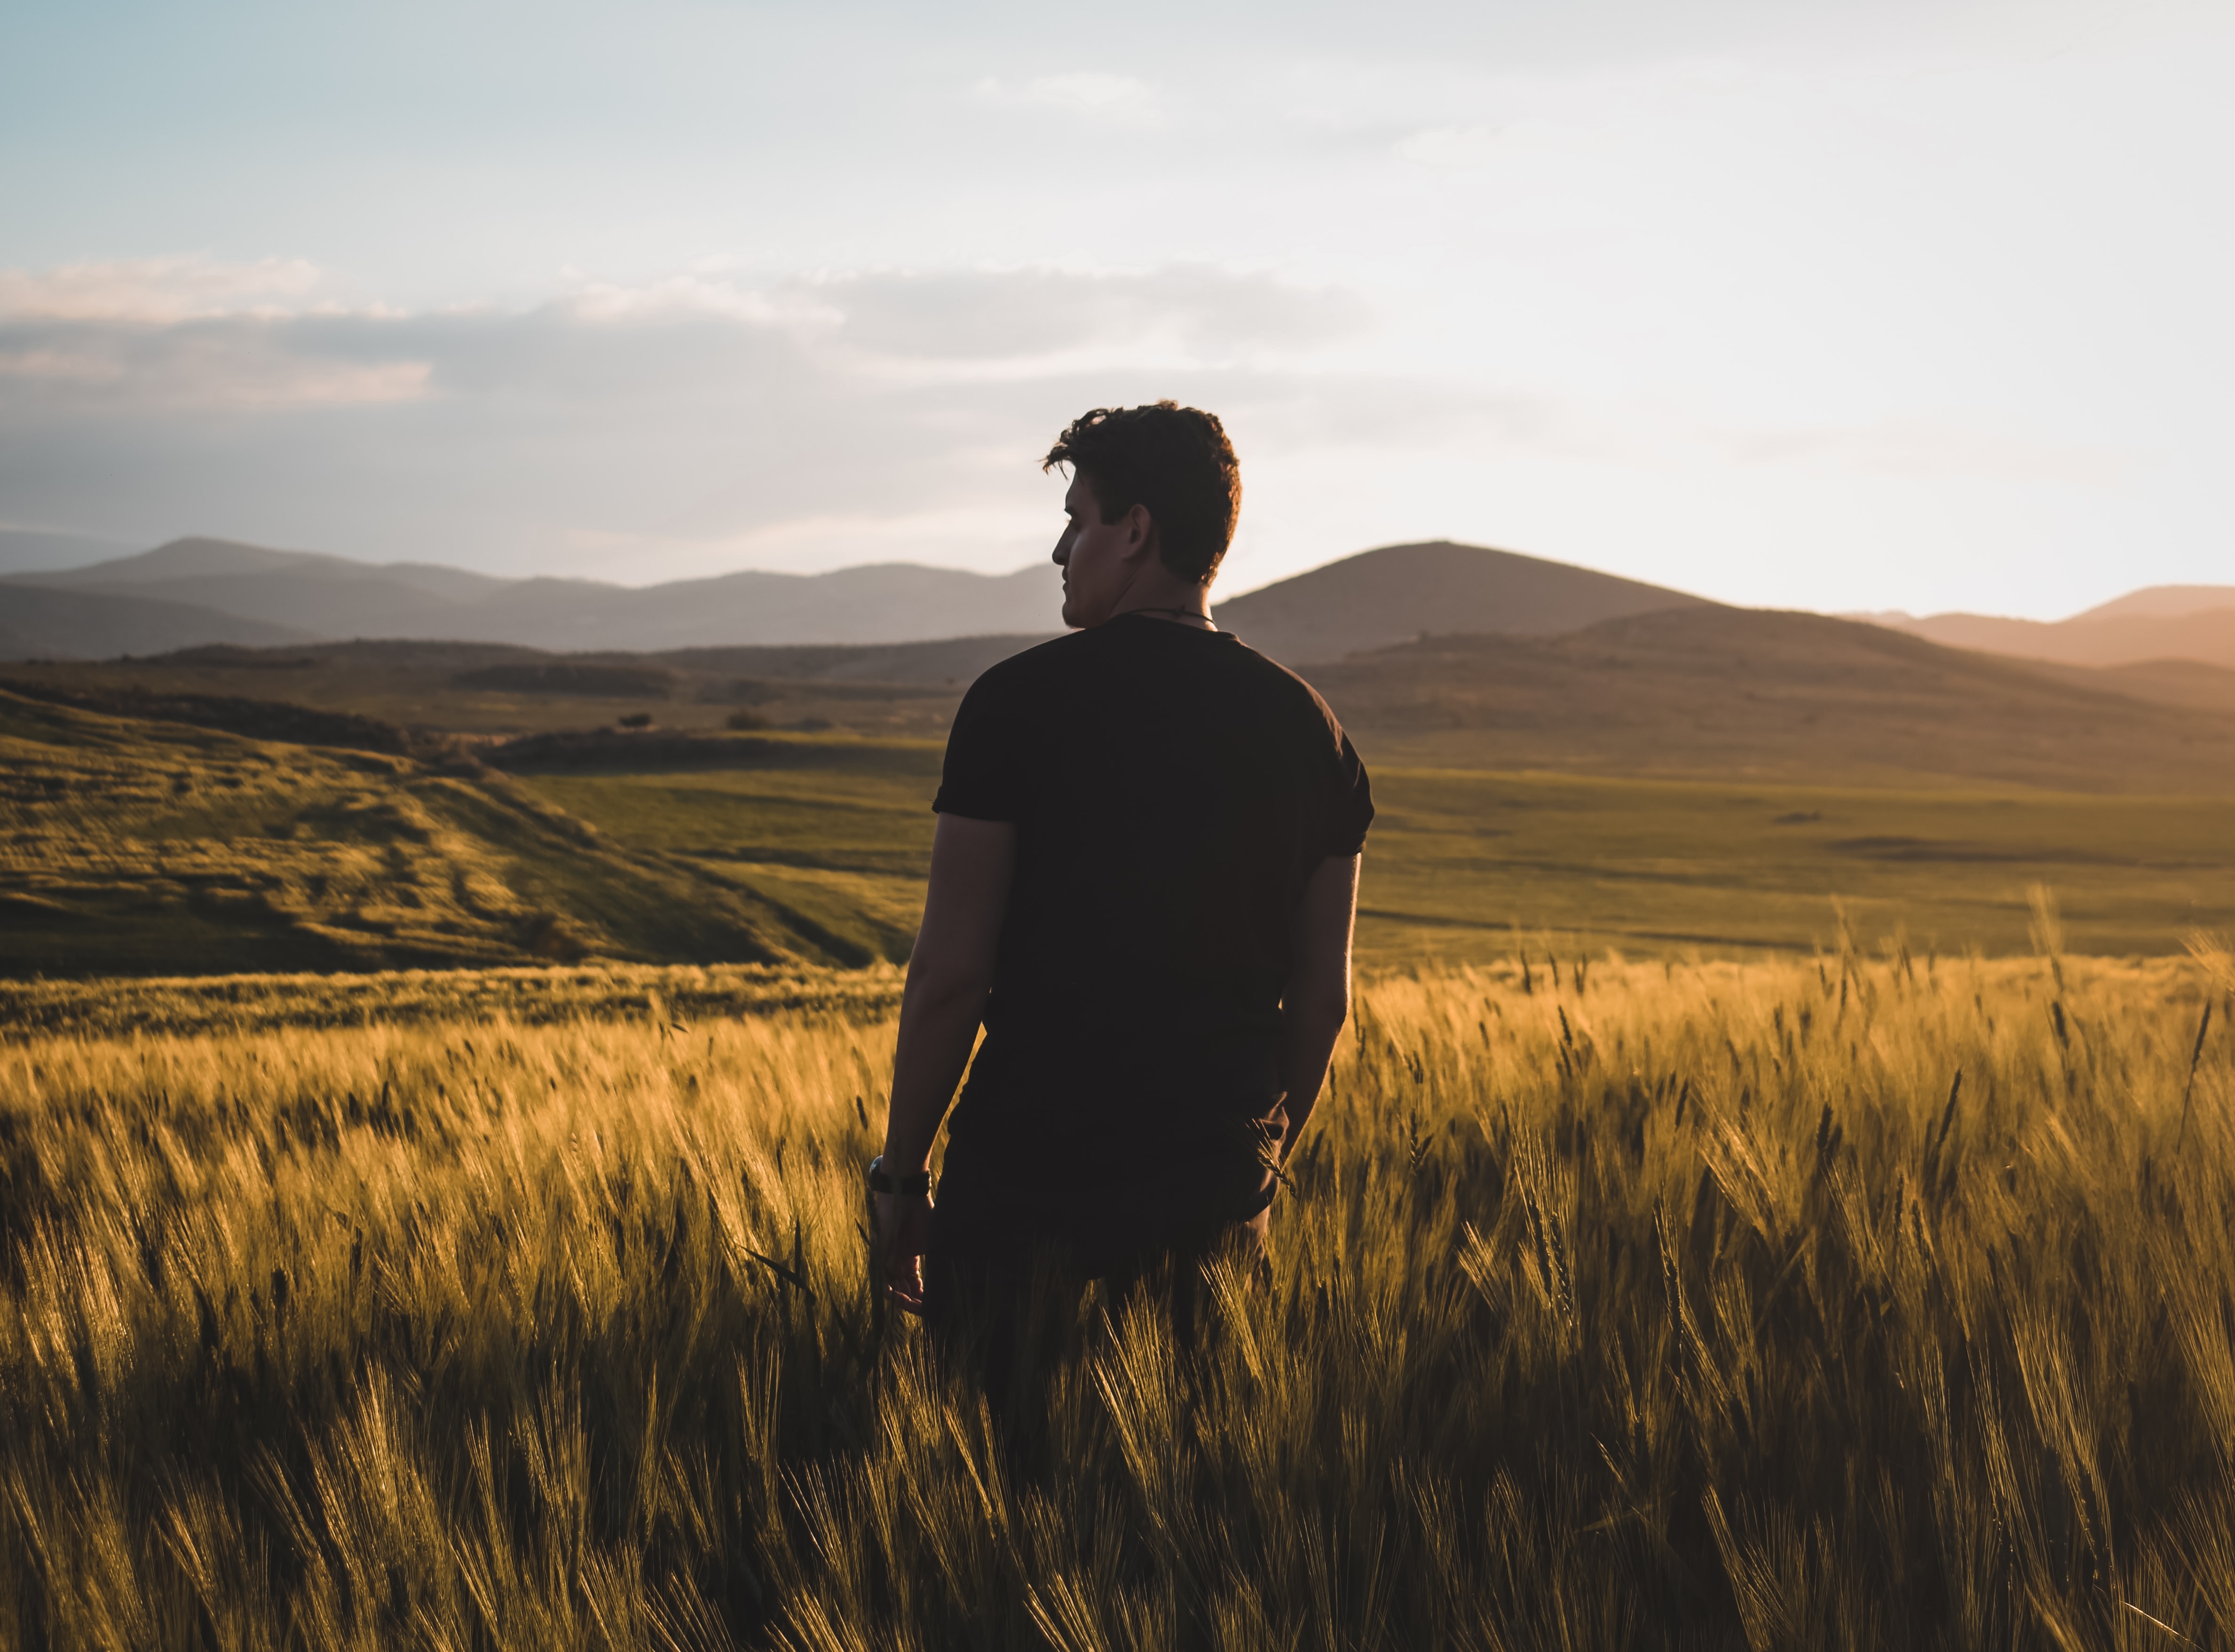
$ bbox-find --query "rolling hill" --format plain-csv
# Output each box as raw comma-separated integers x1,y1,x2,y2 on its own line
2076,584,2235,621
8,598,2235,977
1872,588,2235,672
0,633,1053,742
1216,539,1708,663
2007,657,2235,717
0,686,904,978
13,603,2235,795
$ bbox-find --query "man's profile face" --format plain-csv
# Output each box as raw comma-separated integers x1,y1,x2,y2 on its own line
1052,470,1138,629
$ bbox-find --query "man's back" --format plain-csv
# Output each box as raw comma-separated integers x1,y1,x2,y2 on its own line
873,400,1367,1335
933,612,1373,1182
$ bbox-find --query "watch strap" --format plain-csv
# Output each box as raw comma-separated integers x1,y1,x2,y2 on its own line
867,1155,932,1197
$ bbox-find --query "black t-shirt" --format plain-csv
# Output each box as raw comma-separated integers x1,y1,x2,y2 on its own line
931,611,1373,1221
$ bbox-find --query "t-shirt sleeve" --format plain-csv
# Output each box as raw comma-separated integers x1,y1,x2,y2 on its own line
932,668,1034,822
1323,729,1374,857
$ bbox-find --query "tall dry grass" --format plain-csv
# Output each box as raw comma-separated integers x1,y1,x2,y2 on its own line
3,949,2231,1649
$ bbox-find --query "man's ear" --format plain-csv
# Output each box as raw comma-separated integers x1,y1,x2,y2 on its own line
1123,503,1159,561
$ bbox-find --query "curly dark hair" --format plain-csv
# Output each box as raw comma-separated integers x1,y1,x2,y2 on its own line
1042,401,1242,586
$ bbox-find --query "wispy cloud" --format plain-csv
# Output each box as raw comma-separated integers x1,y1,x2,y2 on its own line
0,315,432,411
0,255,332,323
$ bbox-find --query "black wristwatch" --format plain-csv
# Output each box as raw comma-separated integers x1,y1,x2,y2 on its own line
867,1155,932,1197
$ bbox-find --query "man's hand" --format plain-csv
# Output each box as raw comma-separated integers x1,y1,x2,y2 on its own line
875,1190,933,1313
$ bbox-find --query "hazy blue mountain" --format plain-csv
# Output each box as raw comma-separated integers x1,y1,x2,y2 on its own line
455,563,1064,651
10,537,515,635
24,537,401,585
0,529,137,577
0,585,320,661
5,538,1066,652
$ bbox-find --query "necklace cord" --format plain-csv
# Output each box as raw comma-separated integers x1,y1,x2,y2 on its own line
1129,605,1216,629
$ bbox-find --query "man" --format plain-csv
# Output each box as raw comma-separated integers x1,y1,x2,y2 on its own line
871,400,1371,1374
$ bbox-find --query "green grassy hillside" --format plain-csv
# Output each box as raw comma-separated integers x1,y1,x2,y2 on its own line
1355,768,2235,963
8,682,2230,980
505,734,944,967
503,742,2235,965
9,600,2235,983
0,689,889,978
0,637,987,740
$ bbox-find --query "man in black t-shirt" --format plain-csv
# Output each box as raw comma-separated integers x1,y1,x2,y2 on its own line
871,401,1371,1359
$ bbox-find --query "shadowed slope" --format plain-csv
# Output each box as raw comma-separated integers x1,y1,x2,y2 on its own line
2006,656,2235,717
1313,606,2235,791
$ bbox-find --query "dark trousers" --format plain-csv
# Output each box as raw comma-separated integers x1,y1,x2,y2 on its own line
922,1153,1272,1425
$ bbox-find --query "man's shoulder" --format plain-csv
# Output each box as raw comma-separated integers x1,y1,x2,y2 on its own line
1221,634,1346,732
963,630,1089,696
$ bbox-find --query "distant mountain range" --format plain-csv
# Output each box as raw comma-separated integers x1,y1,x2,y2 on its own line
1864,585,2235,672
1,538,1065,657
6,533,2231,697
0,534,1708,664
0,585,317,660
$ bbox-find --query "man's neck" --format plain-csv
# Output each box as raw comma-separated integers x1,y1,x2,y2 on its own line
1108,586,1214,629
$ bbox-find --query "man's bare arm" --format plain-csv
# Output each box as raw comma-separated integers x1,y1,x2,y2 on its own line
1276,852,1360,1163
875,813,1014,1310
883,813,1017,1173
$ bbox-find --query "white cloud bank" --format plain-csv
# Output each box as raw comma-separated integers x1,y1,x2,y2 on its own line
0,259,1450,582
0,252,2155,597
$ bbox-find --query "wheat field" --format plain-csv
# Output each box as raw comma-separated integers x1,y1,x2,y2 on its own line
4,941,2233,1650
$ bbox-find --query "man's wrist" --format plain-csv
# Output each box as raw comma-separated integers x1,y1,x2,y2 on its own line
868,1154,932,1196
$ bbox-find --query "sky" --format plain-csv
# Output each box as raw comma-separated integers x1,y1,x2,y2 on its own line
1,0,2229,618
